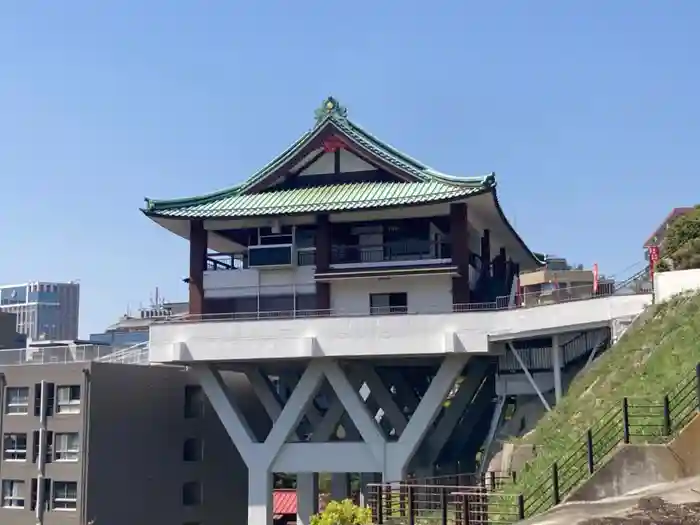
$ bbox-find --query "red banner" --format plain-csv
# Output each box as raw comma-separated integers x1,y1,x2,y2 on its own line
648,245,660,283
593,263,599,294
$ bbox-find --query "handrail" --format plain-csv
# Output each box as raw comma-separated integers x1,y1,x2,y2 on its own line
154,283,650,324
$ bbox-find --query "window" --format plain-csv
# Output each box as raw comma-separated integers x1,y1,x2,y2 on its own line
369,293,408,315
30,478,51,511
3,433,27,461
182,481,202,506
32,430,53,463
52,481,77,510
34,383,55,417
183,438,203,462
5,387,29,414
56,386,81,414
184,386,204,419
54,433,79,461
2,480,25,508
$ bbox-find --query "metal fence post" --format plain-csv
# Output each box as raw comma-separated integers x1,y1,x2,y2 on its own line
407,485,415,525
622,397,630,444
586,429,595,473
552,463,560,505
696,363,700,412
517,494,525,520
461,494,470,525
663,394,671,436
377,485,383,524
440,487,448,525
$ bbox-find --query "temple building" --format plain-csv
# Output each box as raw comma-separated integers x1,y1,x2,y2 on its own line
143,97,541,319
144,98,649,525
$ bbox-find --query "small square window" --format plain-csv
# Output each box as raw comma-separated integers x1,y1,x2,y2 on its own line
3,433,27,461
54,433,80,461
5,387,29,415
2,480,25,508
182,481,202,507
184,386,204,419
56,386,81,414
52,481,77,510
183,438,203,462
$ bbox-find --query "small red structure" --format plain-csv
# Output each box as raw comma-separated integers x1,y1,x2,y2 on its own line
273,489,297,524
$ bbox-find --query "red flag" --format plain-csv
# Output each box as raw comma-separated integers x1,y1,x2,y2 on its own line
592,263,599,294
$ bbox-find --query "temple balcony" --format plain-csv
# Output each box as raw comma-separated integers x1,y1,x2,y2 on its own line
148,287,652,363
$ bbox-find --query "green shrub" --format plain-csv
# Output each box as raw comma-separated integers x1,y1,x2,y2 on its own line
310,499,372,525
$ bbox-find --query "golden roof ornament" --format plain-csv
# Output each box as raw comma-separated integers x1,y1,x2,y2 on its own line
314,96,348,124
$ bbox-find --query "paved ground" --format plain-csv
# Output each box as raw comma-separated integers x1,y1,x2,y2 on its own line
522,476,700,525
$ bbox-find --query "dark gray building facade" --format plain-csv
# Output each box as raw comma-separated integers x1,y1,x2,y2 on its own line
0,359,247,525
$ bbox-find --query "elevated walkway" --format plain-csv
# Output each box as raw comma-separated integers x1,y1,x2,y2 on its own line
148,292,652,363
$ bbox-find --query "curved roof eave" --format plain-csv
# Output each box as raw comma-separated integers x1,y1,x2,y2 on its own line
489,186,545,268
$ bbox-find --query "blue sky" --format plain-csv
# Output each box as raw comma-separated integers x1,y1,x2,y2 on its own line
1,1,698,336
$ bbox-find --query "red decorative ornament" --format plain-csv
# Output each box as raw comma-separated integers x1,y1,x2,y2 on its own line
322,135,346,153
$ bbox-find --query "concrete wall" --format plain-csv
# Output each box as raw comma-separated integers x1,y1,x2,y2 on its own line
330,274,454,314
655,268,700,302
150,294,651,362
567,415,700,503
566,445,685,502
86,363,248,525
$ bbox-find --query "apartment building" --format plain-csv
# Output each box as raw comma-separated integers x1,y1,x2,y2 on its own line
0,353,247,525
0,282,80,341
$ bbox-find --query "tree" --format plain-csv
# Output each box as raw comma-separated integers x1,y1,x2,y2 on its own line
661,205,700,271
311,499,372,525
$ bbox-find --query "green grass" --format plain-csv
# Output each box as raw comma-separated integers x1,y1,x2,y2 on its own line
502,291,700,510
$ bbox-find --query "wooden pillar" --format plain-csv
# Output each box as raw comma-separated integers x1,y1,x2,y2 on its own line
480,229,491,278
189,220,208,316
450,203,471,305
315,214,332,311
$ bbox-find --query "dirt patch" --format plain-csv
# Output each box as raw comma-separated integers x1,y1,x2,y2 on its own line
581,496,700,525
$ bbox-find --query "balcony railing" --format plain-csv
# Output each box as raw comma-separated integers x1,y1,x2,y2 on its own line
330,240,451,265
156,282,650,324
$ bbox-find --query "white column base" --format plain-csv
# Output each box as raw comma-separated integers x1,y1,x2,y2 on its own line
297,473,319,525
248,468,273,525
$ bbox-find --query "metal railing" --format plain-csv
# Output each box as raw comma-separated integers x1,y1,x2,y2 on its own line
512,362,700,520
365,364,699,523
366,483,525,525
155,282,649,324
0,343,150,367
330,240,452,265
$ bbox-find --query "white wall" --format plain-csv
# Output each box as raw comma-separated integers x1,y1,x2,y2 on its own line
654,268,700,302
330,275,453,314
149,293,652,362
204,266,316,298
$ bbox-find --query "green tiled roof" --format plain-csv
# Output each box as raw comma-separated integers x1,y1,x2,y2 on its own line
146,179,492,218
143,96,495,219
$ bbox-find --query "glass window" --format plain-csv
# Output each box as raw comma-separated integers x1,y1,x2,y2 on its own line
369,293,408,315
56,386,81,414
3,433,27,461
182,482,202,507
54,433,80,461
2,480,25,508
52,481,77,510
5,387,29,415
184,386,204,419
183,438,203,462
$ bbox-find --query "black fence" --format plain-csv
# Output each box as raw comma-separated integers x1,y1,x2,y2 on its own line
367,362,700,524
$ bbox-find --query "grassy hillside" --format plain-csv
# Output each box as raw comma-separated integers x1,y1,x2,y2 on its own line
507,291,700,495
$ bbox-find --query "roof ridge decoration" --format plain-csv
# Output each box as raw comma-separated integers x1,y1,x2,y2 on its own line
314,96,348,125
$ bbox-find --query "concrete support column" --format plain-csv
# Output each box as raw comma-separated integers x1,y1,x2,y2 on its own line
552,334,563,403
315,214,332,311
248,468,273,525
188,220,208,316
297,473,319,525
330,473,351,501
450,202,471,304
